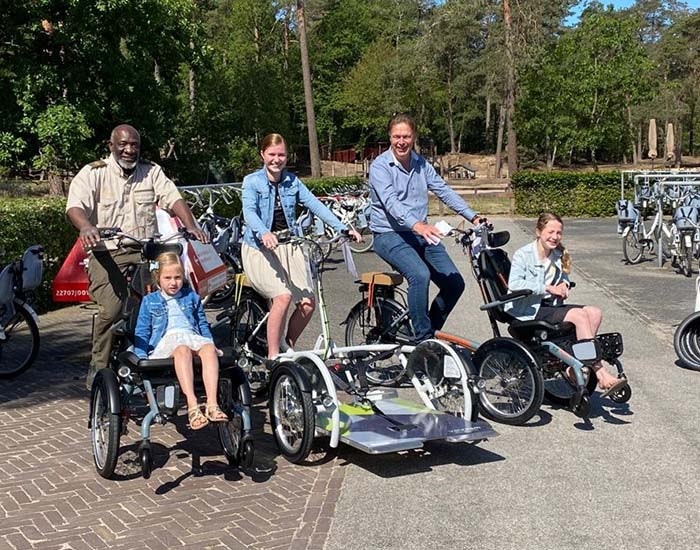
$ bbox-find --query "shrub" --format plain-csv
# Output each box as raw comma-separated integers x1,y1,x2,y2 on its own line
512,171,621,217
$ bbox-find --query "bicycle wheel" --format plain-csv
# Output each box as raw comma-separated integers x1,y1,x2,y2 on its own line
269,363,315,464
230,291,268,355
348,227,374,254
90,371,121,479
674,311,700,371
0,301,40,379
622,228,644,264
683,238,693,277
344,298,412,385
471,338,544,426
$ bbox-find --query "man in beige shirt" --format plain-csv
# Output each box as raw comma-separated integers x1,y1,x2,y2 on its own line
66,124,206,389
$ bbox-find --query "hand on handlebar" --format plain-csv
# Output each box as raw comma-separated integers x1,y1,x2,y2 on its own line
348,228,363,243
79,225,102,249
186,226,209,244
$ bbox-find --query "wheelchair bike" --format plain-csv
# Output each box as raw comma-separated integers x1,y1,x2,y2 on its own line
455,222,631,418
87,229,254,479
261,232,498,464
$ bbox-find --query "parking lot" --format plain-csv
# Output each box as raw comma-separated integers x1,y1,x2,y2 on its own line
1,216,699,550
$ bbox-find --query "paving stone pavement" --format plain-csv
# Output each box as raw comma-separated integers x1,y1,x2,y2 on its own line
0,304,345,550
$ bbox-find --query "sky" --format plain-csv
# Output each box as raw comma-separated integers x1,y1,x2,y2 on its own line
567,0,700,25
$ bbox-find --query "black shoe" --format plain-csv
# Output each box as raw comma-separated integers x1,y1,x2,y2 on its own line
86,366,99,391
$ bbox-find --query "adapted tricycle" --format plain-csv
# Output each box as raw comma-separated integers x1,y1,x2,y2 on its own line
87,228,254,479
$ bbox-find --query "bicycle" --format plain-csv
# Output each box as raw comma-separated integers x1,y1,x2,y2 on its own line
0,245,44,379
87,228,253,479
263,231,497,463
343,226,545,426
298,187,373,257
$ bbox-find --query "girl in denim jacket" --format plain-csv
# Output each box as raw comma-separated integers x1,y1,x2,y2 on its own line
134,252,227,430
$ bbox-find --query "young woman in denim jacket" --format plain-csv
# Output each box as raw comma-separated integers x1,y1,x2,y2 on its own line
134,252,227,430
241,133,361,361
506,212,627,396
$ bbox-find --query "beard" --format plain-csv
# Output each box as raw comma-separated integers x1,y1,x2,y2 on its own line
112,153,138,171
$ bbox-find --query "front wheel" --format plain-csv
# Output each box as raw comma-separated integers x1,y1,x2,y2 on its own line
90,371,121,479
0,301,40,379
674,311,700,371
344,298,412,385
682,238,693,277
269,364,315,464
472,338,544,425
622,228,644,264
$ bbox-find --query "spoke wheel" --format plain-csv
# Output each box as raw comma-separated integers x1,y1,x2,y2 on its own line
622,229,643,264
472,338,544,425
207,256,238,305
90,373,121,479
0,302,40,379
344,298,411,385
230,292,269,394
269,365,314,464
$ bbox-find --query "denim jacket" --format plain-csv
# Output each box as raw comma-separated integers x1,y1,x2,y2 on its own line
241,167,347,250
133,286,212,358
505,241,569,321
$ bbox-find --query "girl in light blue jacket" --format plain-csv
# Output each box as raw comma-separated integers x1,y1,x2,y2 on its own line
507,213,627,395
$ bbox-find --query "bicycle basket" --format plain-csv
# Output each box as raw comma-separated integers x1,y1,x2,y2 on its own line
616,199,639,223
673,206,698,231
20,246,44,291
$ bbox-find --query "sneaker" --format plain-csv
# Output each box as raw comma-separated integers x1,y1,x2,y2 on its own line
86,366,99,391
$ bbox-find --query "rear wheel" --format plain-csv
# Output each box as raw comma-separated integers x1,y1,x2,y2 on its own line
269,364,315,464
622,228,643,264
472,338,544,426
683,238,693,277
90,371,121,479
0,301,40,379
344,298,412,385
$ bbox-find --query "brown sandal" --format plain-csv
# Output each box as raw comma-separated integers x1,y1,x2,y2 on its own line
187,406,209,430
205,404,228,422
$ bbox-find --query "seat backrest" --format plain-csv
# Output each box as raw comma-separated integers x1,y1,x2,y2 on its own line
477,248,515,324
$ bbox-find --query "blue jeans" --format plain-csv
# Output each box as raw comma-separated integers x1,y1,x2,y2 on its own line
373,231,465,341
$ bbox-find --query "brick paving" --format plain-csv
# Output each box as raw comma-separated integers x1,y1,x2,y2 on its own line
0,305,346,550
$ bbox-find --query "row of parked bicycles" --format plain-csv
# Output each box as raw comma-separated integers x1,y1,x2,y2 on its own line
617,171,700,277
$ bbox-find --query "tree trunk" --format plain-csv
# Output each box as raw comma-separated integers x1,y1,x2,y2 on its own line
297,1,321,177
495,103,506,178
503,0,518,177
188,41,195,113
485,95,491,150
626,105,637,165
637,123,642,165
48,171,64,197
689,100,695,155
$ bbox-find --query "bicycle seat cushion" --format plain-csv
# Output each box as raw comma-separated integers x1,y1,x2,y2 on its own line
143,242,183,261
508,319,576,341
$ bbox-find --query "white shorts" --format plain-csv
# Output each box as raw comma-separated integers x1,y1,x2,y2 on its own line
149,329,215,359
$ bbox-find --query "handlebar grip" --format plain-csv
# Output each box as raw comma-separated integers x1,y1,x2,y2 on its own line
98,227,121,238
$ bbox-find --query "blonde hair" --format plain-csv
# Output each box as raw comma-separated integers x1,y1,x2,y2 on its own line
260,133,287,153
152,252,185,286
536,212,571,273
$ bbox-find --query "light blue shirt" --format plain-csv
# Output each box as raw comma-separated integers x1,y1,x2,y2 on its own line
505,241,569,320
368,149,477,233
241,167,347,249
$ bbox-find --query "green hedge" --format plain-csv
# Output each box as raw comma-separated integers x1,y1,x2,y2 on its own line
512,171,622,217
0,197,76,312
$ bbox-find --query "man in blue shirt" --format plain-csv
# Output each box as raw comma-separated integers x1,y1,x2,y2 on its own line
369,113,480,341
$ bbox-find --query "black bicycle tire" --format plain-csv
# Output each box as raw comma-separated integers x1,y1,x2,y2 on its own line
0,301,40,379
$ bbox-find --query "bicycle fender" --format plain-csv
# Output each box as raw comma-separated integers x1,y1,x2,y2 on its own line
621,225,631,238
13,299,39,325
271,358,313,393
88,369,122,421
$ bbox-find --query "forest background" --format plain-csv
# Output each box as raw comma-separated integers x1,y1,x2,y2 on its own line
1,0,699,195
